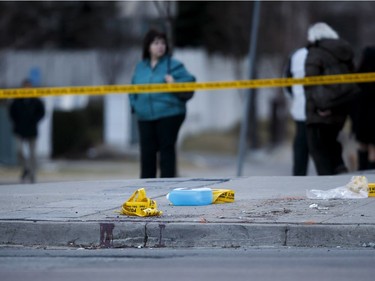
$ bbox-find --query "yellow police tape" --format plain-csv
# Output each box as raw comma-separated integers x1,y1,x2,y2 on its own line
212,189,235,204
118,188,163,217
1,72,375,99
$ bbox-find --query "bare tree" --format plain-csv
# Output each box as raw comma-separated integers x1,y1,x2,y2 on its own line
153,1,175,53
98,51,127,85
0,2,119,49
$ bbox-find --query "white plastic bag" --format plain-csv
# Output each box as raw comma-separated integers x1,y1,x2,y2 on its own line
306,176,369,199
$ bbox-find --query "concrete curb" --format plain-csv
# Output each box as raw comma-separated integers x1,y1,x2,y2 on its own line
1,175,375,249
1,221,374,248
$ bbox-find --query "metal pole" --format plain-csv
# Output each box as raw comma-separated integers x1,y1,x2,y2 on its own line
236,0,261,176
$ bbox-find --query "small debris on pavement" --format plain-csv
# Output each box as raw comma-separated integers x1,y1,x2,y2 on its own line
309,203,329,210
362,242,375,248
200,217,208,223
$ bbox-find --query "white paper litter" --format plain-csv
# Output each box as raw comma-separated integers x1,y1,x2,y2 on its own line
306,176,369,199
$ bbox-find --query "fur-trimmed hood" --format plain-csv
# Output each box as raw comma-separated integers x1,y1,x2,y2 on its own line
308,22,339,43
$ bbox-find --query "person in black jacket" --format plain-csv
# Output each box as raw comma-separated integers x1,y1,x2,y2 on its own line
9,79,45,183
352,46,375,170
304,22,357,175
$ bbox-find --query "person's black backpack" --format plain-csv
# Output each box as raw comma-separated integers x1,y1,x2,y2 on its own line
175,91,194,102
167,57,195,102
312,49,360,110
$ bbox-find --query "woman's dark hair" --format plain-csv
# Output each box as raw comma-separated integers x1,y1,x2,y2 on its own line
142,29,169,59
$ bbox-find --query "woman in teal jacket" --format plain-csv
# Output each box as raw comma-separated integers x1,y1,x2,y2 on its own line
129,29,195,178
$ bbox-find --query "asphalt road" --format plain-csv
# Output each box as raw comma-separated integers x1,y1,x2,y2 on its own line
0,247,374,281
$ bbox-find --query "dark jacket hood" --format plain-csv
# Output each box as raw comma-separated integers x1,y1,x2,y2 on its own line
317,39,354,62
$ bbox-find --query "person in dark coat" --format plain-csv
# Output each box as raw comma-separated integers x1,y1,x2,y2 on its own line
9,79,45,183
304,22,356,175
352,46,375,170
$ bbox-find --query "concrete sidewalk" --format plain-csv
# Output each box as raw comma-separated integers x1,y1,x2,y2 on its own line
1,175,374,249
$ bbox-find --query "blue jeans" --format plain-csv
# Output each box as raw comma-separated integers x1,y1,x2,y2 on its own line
15,137,37,183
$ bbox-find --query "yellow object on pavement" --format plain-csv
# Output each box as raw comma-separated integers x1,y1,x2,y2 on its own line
212,189,235,204
119,188,162,217
368,183,375,197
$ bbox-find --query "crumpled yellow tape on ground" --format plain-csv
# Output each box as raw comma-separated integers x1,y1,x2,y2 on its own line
119,188,163,217
212,189,235,204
